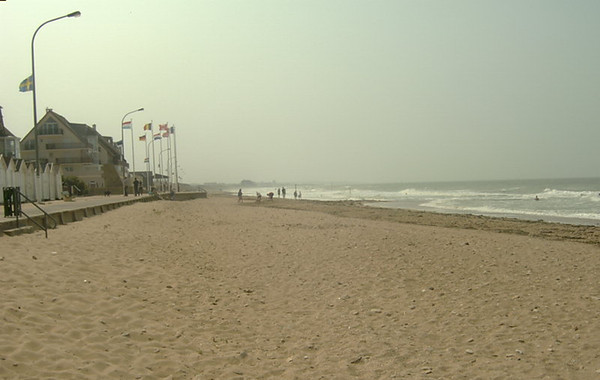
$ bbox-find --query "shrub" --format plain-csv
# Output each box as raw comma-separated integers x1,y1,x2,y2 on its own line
63,176,88,195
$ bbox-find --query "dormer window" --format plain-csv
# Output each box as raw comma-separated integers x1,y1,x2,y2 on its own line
39,119,60,135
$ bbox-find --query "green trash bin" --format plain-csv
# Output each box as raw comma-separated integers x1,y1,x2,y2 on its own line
3,187,21,217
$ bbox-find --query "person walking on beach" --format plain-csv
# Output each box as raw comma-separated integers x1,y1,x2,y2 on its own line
282,187,286,198
238,189,243,202
278,188,281,198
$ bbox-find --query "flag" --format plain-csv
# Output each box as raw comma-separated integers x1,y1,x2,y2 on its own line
122,120,132,129
162,131,169,138
159,123,168,131
170,126,175,134
143,123,152,131
19,75,33,92
153,133,162,140
144,157,149,163
139,135,146,141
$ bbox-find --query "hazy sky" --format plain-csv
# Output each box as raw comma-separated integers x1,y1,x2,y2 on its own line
2,1,599,184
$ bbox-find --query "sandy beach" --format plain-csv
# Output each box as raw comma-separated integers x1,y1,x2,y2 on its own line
1,195,599,379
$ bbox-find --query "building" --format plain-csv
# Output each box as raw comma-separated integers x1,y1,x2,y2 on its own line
20,109,127,193
0,106,21,159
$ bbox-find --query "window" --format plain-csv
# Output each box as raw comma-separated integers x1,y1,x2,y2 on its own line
23,140,36,150
39,119,61,135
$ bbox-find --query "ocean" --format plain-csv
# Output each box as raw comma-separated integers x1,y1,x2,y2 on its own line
235,177,600,226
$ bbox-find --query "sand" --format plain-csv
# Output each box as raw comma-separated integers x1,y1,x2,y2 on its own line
1,195,599,379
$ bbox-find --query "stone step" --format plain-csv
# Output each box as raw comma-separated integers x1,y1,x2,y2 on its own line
3,226,35,236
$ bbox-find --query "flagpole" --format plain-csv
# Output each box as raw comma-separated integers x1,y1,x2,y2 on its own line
120,108,144,196
167,128,172,191
159,137,164,192
172,126,179,192
130,121,135,190
151,121,156,193
144,137,150,194
120,118,124,195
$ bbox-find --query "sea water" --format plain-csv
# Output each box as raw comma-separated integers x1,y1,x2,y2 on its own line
238,178,600,226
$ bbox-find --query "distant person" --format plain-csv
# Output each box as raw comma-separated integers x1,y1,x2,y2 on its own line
278,188,281,198
267,191,274,200
294,190,297,199
282,187,286,198
298,191,302,199
133,178,140,196
238,189,243,202
535,195,540,201
256,192,262,202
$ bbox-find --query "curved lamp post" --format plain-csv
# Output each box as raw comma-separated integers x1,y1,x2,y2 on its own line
121,108,144,195
31,11,81,178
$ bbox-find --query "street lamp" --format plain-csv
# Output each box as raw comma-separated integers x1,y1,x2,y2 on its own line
159,147,171,192
121,107,144,195
31,11,81,180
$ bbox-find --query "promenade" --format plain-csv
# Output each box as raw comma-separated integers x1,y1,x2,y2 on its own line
1,191,208,236
0,194,158,236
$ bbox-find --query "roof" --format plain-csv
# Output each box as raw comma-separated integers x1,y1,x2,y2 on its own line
0,106,16,138
24,110,121,158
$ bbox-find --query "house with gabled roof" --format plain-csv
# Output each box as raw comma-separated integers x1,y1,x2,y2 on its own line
20,109,128,192
0,106,20,159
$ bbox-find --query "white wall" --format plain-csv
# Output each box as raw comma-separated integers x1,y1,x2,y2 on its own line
0,154,62,203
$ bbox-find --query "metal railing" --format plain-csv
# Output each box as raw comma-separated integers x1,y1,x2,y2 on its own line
3,187,57,238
